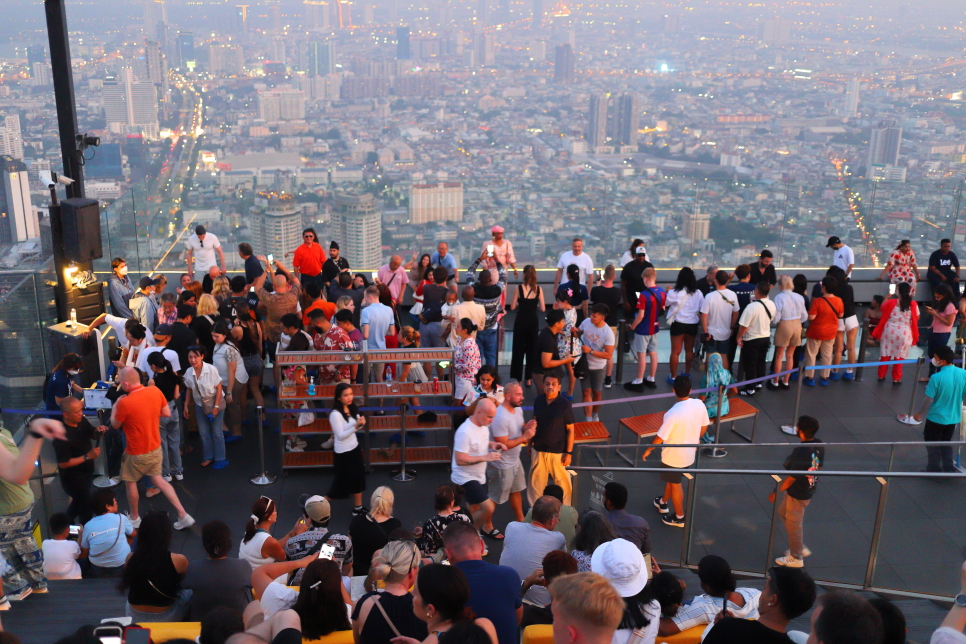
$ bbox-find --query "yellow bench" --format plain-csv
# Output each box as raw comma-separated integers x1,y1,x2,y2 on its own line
148,623,354,644
522,623,704,644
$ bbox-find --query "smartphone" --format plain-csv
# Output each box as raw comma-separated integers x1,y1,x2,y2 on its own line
93,626,123,644
267,254,275,264
69,524,81,540
249,286,255,293
124,627,151,644
487,244,495,257
319,543,336,560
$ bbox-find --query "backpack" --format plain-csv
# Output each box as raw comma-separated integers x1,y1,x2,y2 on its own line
420,297,444,323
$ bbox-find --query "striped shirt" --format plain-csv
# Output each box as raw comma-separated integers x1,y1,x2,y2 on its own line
634,287,667,336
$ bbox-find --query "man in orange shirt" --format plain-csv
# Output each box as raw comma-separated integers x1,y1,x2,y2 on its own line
110,368,194,530
301,281,336,328
804,276,844,387
293,227,325,292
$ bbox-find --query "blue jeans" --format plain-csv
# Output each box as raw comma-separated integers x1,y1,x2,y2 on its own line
159,400,182,477
195,405,226,462
477,328,498,366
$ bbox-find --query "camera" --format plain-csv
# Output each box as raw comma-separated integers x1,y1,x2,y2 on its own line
319,543,336,560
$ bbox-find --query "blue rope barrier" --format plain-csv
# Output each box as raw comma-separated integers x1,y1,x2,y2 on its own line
803,358,918,371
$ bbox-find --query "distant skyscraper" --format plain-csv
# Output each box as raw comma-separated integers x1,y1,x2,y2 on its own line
868,124,902,169
396,27,412,60
208,44,245,76
103,68,160,139
0,116,24,160
142,0,168,42
305,40,336,76
233,5,250,35
0,156,36,245
844,78,860,117
409,182,464,224
477,0,489,25
255,192,301,260
258,89,306,121
303,0,331,29
332,193,382,269
145,40,165,85
662,14,678,33
26,45,45,76
553,43,574,83
477,33,495,66
532,0,546,26
30,63,52,87
614,93,640,147
684,211,710,246
177,31,195,67
587,93,608,149
756,19,792,44
269,3,282,32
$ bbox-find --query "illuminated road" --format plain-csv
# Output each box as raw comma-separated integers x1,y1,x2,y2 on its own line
832,157,881,268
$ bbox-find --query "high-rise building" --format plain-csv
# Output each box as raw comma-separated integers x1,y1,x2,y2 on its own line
332,193,382,269
145,40,165,85
103,68,160,139
258,89,306,121
868,124,902,168
613,93,639,147
532,0,545,26
143,0,168,41
208,44,245,76
409,182,464,224
0,116,24,161
477,0,489,24
30,63,52,87
26,45,45,75
255,192,302,260
662,14,678,33
0,156,37,245
304,40,336,76
756,19,792,44
587,93,608,149
303,0,331,30
844,78,860,117
477,33,495,66
684,211,710,245
233,5,250,35
396,27,412,60
177,31,195,68
553,43,574,83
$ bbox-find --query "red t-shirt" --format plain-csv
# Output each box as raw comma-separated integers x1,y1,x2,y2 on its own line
293,243,325,277
114,385,166,455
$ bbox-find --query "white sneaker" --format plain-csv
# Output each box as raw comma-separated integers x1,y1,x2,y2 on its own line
295,438,308,448
775,554,804,567
321,438,334,449
174,472,184,481
7,588,32,601
128,514,142,529
785,546,812,558
162,474,173,482
585,417,594,423
593,414,600,422
630,378,643,385
286,442,304,453
174,514,195,531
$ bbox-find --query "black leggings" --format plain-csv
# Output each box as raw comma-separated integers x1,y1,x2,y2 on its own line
59,470,95,525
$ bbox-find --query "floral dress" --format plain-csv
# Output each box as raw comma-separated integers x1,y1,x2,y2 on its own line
557,307,578,358
880,304,917,359
888,250,918,295
454,336,482,381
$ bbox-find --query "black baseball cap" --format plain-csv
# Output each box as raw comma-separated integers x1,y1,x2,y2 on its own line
826,236,841,248
195,225,206,235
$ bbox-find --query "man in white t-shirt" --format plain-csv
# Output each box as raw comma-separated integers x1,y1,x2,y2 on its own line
575,304,616,422
487,383,537,529
642,376,709,528
826,236,855,277
451,398,507,533
699,270,740,369
185,225,226,292
554,237,595,293
136,324,182,374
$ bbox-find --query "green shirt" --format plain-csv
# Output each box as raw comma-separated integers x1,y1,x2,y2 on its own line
0,430,34,516
925,365,966,426
524,504,579,551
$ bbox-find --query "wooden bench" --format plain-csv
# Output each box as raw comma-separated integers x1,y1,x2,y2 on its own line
715,396,761,442
522,624,705,644
573,421,610,465
148,623,354,643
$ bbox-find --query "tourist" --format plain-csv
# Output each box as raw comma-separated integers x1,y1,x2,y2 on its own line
417,266,452,375
930,560,966,644
252,255,302,355
41,513,82,580
509,265,545,388
659,555,760,636
500,496,566,608
769,275,807,390
182,520,253,621
548,572,625,644
531,310,576,394
602,482,654,567
827,236,855,278
52,398,102,524
316,309,354,384
108,257,134,317
415,485,472,561
803,592,884,644
454,319,483,404
169,304,198,374
300,281,335,328
700,353,738,445
557,264,590,322
396,563,498,644
238,243,263,287
446,286,485,347
519,551,579,629
626,267,666,391
351,540,427,644
335,308,363,358
481,225,518,283
824,266,858,381
554,237,595,293
44,353,84,412
591,265,623,388
697,265,718,296
430,241,458,285
620,239,645,267
749,249,777,286
771,415,823,567
866,597,908,644
249,558,351,636
130,276,160,334
328,271,364,326
487,382,536,525
702,567,816,644
878,239,920,295
110,367,194,528
576,303,615,421
238,496,295,571
230,301,265,415
804,276,844,387
591,538,661,644
178,288,199,309
528,371,575,506
349,487,401,583
328,384,368,515
700,270,739,370
119,323,150,369
570,510,616,572
292,227,324,291
736,281,776,396
360,285,395,351
158,292,178,327
377,255,408,305
523,483,578,550
192,293,221,360
80,488,135,578
620,245,653,322
552,290,579,399
211,275,231,306
451,398,505,533
119,512,191,622
461,365,504,407
726,264,757,372
285,495,353,583
901,345,966,472
321,241,351,292
665,267,705,384
212,321,247,442
176,273,191,294
442,522,520,644
405,252,433,305
923,284,957,378
643,375,709,528
865,295,884,346
186,225,226,293
872,281,919,384
929,238,961,301
465,257,508,366
184,346,229,469
408,262,430,321
145,352,184,483
137,323,181,374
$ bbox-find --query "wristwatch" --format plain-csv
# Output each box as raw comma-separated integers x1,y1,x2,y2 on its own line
956,593,966,607
83,454,89,462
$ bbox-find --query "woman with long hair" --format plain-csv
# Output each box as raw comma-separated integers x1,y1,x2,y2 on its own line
119,512,191,622
328,384,368,514
878,239,921,295
212,320,248,442
826,265,859,381
349,486,402,583
620,238,646,267
453,319,482,405
45,353,84,411
177,289,198,308
665,267,705,383
248,558,352,637
210,275,231,305
238,496,300,571
192,293,220,360
769,275,807,390
510,265,545,387
790,274,811,374
872,280,919,383
181,520,254,620
230,300,264,419
391,564,497,644
552,290,579,399
924,283,957,378
353,539,427,644
146,352,184,482
406,252,433,307
415,485,473,560
570,510,616,572
183,345,227,469
462,365,504,407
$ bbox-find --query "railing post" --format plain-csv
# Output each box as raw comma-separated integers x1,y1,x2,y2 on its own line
864,477,890,589
764,474,783,573
250,405,277,486
782,363,806,435
615,321,626,384
363,351,372,473
679,472,697,567
907,358,924,418
855,321,870,382
392,403,415,482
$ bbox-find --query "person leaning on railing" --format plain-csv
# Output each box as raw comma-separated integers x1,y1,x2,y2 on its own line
931,561,966,644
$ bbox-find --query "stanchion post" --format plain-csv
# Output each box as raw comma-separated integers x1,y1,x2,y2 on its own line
678,472,697,566
363,352,372,472
864,477,890,589
907,358,924,418
792,363,805,425
615,321,626,384
251,405,277,486
392,403,415,482
855,321,870,382
764,475,783,572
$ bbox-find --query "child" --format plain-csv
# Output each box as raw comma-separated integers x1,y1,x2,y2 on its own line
699,353,738,449
865,295,884,346
770,415,823,567
553,291,579,400
462,365,505,407
441,289,459,348
42,512,83,580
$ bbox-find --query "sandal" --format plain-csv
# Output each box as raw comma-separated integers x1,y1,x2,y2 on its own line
482,527,505,540
200,460,212,467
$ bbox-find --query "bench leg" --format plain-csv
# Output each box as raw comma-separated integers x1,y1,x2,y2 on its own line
731,417,754,443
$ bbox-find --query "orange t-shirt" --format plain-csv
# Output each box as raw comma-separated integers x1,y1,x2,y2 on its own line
806,294,844,341
303,300,337,328
294,243,325,277
114,385,166,455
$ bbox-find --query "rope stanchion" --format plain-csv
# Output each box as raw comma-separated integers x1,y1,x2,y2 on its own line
251,405,277,486
907,357,924,419
392,403,415,482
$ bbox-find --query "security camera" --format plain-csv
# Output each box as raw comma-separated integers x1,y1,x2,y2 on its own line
57,175,75,186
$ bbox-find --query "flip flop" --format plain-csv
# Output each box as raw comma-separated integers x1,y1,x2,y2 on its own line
482,528,504,540
897,414,922,425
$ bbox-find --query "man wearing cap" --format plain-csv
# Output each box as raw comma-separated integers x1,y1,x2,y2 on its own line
185,225,226,293
321,241,350,293
285,495,353,584
431,241,459,285
136,325,182,374
620,246,654,319
827,236,855,278
481,226,518,283
129,276,161,334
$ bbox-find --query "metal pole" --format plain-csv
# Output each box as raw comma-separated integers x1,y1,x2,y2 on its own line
855,320,870,382
863,477,890,589
785,363,805,433
251,406,277,485
764,475,783,573
906,358,924,418
702,385,727,458
363,352,372,472
392,403,415,482
45,0,85,199
951,179,964,244
678,472,697,566
615,321,626,384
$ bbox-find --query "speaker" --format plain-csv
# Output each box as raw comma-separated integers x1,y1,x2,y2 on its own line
61,198,103,262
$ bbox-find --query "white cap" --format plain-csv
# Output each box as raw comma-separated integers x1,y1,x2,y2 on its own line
635,246,647,256
591,538,648,597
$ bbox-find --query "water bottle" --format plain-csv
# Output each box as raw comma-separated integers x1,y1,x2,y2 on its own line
385,371,393,393
343,345,352,361
307,377,316,397
69,308,77,329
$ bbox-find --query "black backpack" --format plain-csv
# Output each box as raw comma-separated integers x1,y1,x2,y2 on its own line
420,298,444,323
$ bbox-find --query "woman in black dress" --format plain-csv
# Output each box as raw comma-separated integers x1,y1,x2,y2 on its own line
327,383,368,514
509,265,545,387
